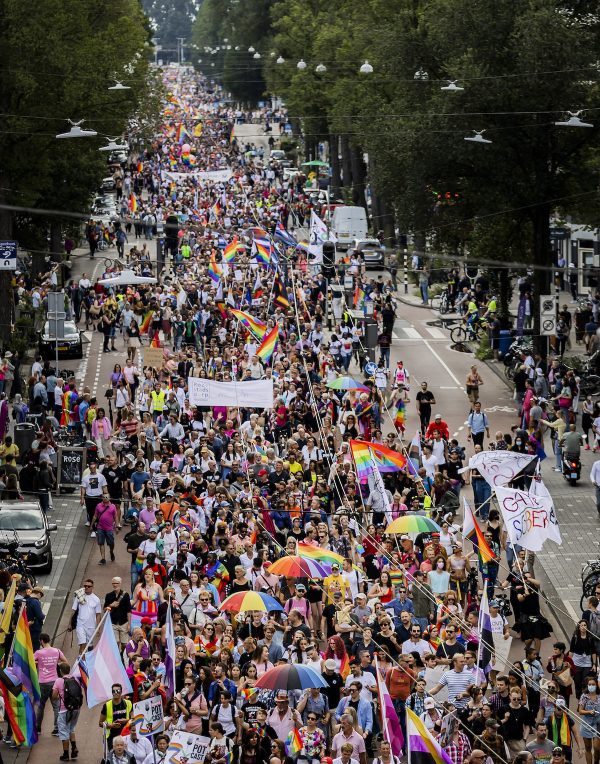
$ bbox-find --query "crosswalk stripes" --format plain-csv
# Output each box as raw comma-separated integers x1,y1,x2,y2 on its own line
392,326,449,341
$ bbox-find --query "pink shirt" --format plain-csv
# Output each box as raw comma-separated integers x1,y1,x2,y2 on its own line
94,501,117,531
34,647,66,683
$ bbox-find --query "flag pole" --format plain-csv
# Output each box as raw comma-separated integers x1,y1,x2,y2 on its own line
475,578,486,674
78,609,110,657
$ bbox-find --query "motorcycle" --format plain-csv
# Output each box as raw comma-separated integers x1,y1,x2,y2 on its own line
562,452,581,486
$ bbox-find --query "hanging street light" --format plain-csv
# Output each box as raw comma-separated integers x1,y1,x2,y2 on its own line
555,111,593,128
276,55,285,65
359,60,374,74
108,81,130,91
297,59,307,70
464,130,492,144
441,80,464,92
315,63,327,73
56,119,98,139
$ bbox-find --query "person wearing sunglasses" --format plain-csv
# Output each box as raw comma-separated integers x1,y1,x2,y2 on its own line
98,684,133,751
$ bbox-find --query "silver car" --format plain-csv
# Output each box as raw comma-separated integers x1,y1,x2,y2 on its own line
351,238,385,267
0,502,57,572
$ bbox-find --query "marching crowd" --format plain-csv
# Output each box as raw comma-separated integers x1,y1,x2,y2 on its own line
3,67,600,764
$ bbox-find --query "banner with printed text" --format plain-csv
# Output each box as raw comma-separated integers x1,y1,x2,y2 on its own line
187,377,274,408
165,731,210,764
459,450,536,487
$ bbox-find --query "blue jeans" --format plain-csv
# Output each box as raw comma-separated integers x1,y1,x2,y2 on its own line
131,563,140,592
420,284,429,303
472,479,492,521
554,439,562,470
379,347,390,367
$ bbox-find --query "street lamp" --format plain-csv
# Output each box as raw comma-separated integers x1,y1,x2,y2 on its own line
99,138,128,152
414,67,429,81
315,63,327,73
276,55,285,64
359,60,373,74
56,119,98,139
108,81,130,91
464,130,492,144
248,46,255,53
297,59,307,70
253,52,261,59
441,80,464,92
555,111,593,127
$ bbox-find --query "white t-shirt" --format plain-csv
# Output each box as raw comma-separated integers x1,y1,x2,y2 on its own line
344,671,376,703
81,472,107,497
72,592,101,630
341,569,364,602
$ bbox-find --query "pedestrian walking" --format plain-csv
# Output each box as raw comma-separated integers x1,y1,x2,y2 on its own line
92,495,118,565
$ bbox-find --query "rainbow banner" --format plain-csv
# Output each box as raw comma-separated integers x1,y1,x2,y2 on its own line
140,310,153,335
150,332,161,348
230,309,267,340
463,498,497,564
224,236,244,263
128,193,138,213
209,252,222,284
354,286,365,308
350,439,407,482
12,609,40,704
256,326,278,362
285,728,303,756
254,238,272,267
0,671,37,747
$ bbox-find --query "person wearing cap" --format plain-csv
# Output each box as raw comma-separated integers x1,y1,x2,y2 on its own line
425,413,450,441
420,696,443,733
323,563,350,605
546,697,583,762
266,691,301,742
159,490,180,523
526,721,557,764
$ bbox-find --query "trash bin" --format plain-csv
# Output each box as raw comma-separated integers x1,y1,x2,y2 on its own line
498,329,512,357
14,423,36,463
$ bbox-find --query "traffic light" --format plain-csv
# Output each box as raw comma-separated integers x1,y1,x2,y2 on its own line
322,241,336,280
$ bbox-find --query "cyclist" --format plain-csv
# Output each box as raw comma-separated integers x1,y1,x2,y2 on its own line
463,297,480,334
482,295,498,320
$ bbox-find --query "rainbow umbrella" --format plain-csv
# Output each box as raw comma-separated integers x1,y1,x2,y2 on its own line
297,544,363,572
385,516,441,534
268,556,332,578
255,664,328,690
327,376,370,392
219,591,283,614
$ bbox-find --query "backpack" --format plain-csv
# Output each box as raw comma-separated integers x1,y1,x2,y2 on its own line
63,677,83,711
212,702,236,726
588,611,600,639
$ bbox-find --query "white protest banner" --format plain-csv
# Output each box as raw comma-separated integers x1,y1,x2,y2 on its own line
459,450,536,487
166,731,210,764
187,378,274,408
197,168,232,183
132,695,164,736
308,210,336,258
368,452,393,524
494,486,562,551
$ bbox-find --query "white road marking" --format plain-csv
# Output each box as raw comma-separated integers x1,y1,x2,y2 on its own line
439,386,458,389
423,339,464,388
403,327,422,339
425,326,446,339
564,600,579,622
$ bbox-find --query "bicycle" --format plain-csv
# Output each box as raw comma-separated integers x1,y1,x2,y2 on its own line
450,316,488,344
581,550,600,609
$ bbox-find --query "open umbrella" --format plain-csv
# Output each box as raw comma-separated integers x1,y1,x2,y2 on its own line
326,377,370,392
385,516,441,534
218,591,283,614
297,543,345,567
98,269,157,286
268,556,331,578
301,160,329,168
255,664,328,690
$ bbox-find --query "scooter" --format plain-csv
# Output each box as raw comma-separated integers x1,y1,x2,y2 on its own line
562,452,581,486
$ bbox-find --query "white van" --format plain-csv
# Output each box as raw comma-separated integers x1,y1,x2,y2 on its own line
331,206,368,249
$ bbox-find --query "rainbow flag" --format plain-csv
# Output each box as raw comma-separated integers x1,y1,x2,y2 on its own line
0,671,37,747
350,439,407,482
175,123,191,144
389,569,404,587
136,161,143,173
394,398,406,433
285,728,303,756
128,193,138,213
150,332,161,348
0,578,16,657
462,498,496,564
140,310,153,334
256,326,278,362
339,653,350,680
224,236,244,263
12,608,41,705
250,227,269,239
241,687,258,702
406,708,453,764
230,309,267,340
254,238,272,267
209,252,222,284
354,286,365,308
211,199,223,219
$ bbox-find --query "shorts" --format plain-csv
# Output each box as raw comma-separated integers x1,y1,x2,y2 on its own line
57,710,79,740
97,529,114,547
76,623,96,646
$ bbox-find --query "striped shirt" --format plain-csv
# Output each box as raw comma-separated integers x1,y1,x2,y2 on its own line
437,668,474,707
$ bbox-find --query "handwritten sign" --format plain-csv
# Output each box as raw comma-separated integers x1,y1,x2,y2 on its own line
495,486,562,551
133,696,164,736
187,378,274,408
460,451,535,487
143,346,164,370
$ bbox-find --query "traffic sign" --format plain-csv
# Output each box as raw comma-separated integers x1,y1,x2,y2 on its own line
0,241,17,271
539,293,557,336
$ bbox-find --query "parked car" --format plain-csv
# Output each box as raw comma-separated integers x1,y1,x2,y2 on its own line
269,149,286,161
331,206,368,249
39,320,83,359
350,238,385,267
0,502,56,572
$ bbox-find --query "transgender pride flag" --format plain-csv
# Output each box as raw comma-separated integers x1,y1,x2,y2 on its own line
85,615,133,708
374,657,404,757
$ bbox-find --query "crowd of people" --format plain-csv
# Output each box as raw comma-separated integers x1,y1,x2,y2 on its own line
3,66,600,764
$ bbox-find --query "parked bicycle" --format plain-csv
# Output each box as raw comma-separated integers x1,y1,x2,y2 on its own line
581,546,600,609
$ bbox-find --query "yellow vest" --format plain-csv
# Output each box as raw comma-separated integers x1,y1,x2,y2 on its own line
151,390,166,411
104,697,132,737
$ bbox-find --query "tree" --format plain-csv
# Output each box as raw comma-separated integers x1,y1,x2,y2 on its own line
0,0,155,344
142,0,200,56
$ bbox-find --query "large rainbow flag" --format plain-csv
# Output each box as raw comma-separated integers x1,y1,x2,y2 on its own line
12,606,41,706
0,670,37,747
462,498,496,564
349,439,407,482
256,325,278,362
230,309,267,340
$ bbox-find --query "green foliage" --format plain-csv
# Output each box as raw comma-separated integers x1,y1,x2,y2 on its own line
0,0,155,232
142,0,200,51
